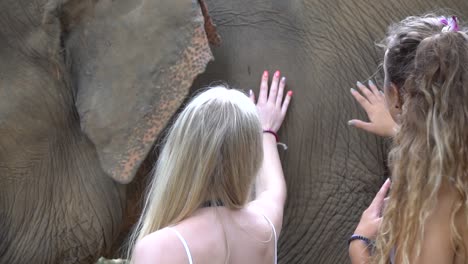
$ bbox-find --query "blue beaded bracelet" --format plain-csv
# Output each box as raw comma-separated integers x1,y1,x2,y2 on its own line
348,235,372,246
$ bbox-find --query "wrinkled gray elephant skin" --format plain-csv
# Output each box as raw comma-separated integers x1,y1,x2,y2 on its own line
0,0,212,263
192,1,468,263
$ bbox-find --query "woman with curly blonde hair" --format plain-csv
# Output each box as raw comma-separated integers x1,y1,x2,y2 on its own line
348,14,468,263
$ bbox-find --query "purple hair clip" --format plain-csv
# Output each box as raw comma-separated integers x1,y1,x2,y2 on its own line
440,16,459,32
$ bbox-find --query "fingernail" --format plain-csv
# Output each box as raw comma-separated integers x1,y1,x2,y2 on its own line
350,88,356,93
263,71,268,77
356,81,363,86
281,77,286,83
287,90,293,96
249,89,253,96
347,120,354,126
368,80,375,86
275,70,280,77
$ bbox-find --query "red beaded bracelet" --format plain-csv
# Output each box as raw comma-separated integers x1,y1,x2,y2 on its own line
263,130,279,142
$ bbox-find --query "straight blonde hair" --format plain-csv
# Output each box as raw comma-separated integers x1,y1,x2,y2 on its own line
126,86,263,262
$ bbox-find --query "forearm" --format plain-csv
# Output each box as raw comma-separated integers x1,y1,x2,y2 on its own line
254,134,287,203
349,241,371,264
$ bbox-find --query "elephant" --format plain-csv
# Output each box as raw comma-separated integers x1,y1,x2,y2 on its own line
0,0,214,263
190,1,468,263
3,0,468,264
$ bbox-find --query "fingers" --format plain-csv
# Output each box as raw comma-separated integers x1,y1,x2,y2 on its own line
281,90,293,116
249,89,256,103
348,119,375,134
350,88,371,112
380,91,387,102
369,80,386,102
375,178,391,202
258,71,269,104
380,197,390,217
370,178,391,211
276,77,286,107
258,70,291,115
368,80,380,97
357,81,377,104
268,70,280,104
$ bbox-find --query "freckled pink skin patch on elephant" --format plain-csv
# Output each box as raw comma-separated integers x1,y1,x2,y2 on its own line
0,0,212,263
191,1,468,263
67,0,213,184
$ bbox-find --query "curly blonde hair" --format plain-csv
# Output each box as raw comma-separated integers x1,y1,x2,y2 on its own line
373,14,468,263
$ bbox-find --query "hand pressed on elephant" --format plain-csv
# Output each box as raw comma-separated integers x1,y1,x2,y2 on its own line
349,179,391,263
353,178,391,240
348,81,399,137
250,70,292,133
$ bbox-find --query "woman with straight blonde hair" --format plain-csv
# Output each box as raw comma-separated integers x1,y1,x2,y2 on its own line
348,14,468,263
126,70,292,263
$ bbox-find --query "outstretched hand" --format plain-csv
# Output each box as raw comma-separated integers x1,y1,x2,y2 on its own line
354,178,391,240
348,81,398,137
250,70,292,132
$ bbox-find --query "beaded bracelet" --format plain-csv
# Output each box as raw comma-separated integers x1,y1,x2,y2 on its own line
348,235,372,246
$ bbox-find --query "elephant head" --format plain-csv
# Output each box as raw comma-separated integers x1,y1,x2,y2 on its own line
0,0,213,262
192,1,468,263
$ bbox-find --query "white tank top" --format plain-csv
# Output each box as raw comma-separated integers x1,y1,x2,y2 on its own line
167,213,278,264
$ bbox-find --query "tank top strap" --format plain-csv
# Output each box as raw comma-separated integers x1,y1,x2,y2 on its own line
260,213,278,264
167,227,193,264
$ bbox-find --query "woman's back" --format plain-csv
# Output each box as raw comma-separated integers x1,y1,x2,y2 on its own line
133,206,277,264
128,73,291,263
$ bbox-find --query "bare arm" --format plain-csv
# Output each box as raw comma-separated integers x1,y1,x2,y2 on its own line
132,229,187,264
255,134,287,203
252,134,287,224
247,70,292,232
350,181,455,264
349,179,390,264
349,242,371,264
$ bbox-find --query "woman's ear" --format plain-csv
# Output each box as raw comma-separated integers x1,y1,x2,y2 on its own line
389,83,402,110
385,83,402,123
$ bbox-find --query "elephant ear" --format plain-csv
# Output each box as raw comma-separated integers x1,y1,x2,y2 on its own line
59,0,213,184
198,0,221,46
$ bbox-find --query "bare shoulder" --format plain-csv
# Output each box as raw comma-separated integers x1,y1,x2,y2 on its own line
430,185,460,232
233,204,282,239
396,186,454,263
451,185,468,262
132,228,187,264
246,198,284,235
